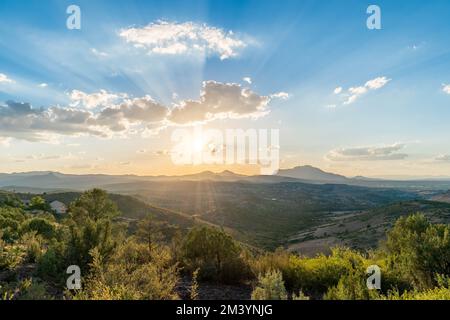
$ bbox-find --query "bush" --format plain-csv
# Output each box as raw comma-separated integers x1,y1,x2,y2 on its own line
21,218,56,240
324,271,380,300
181,226,249,283
20,232,44,263
72,241,179,300
37,241,67,283
251,270,288,300
385,213,450,289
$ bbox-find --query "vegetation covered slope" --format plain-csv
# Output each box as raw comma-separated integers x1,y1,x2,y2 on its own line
2,189,450,300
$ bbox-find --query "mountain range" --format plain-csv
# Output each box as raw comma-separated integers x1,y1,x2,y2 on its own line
1,165,450,192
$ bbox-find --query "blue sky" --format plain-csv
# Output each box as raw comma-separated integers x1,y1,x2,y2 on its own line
1,0,450,177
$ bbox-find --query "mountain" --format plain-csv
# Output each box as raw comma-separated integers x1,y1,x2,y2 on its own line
277,165,349,183
2,166,450,192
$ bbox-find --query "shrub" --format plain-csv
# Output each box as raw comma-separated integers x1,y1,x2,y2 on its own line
72,241,179,300
324,270,380,300
385,213,450,289
21,218,56,240
181,226,249,283
20,232,44,263
251,270,288,300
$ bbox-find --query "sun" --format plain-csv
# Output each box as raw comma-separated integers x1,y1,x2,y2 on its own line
192,137,205,153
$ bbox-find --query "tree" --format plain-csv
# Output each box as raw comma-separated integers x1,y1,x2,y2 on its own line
29,196,50,211
181,226,248,283
65,189,118,270
385,213,450,289
69,189,119,223
251,270,288,300
136,215,164,251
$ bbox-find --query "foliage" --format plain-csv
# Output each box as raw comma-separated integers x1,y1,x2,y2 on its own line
251,269,288,300
0,278,51,300
21,217,56,240
136,215,164,250
2,187,450,301
29,196,50,211
190,268,200,300
72,241,179,300
181,226,249,283
385,213,450,290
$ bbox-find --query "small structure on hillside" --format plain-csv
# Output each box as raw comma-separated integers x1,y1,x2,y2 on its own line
50,200,67,215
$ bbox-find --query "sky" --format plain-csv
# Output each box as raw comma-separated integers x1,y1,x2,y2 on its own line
1,0,450,178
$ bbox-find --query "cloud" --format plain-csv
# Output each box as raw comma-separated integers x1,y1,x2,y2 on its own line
342,76,391,105
168,81,270,124
0,73,14,84
69,89,127,109
91,48,108,57
97,96,168,131
270,92,290,100
38,83,48,88
436,155,450,161
442,84,450,94
119,20,247,60
243,77,252,84
333,87,342,94
0,80,280,142
0,137,11,147
326,143,408,161
0,100,106,141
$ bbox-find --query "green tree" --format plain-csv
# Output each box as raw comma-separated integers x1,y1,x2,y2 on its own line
65,189,119,271
385,213,450,289
136,215,164,251
181,226,248,283
69,189,119,223
29,196,50,211
251,269,288,300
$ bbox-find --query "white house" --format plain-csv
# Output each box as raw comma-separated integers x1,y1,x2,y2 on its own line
50,200,67,215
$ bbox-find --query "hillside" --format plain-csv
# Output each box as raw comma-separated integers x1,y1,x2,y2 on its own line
100,180,420,248
288,200,450,256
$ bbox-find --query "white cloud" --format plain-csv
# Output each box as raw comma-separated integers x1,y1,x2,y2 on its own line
0,73,14,84
333,87,342,94
326,143,408,161
436,154,450,161
0,80,281,142
442,84,450,94
69,89,127,109
243,77,252,84
342,76,391,105
38,83,48,88
270,92,290,100
119,20,247,60
97,95,168,131
169,81,270,124
0,137,11,147
91,48,108,57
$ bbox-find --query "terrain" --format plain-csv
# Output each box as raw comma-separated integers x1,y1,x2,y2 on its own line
3,165,450,251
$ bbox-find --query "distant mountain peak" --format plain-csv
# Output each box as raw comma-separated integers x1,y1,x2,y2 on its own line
277,165,348,182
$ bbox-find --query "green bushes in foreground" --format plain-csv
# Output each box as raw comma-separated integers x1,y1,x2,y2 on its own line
2,189,450,300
